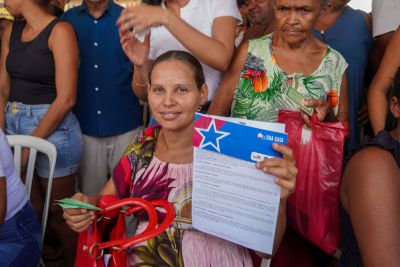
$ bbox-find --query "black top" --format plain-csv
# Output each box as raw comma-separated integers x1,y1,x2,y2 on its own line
6,18,60,104
340,131,400,267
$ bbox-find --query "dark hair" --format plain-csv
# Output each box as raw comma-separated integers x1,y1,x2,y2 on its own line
35,0,51,8
273,0,330,9
47,4,64,16
385,68,400,130
142,0,162,5
148,50,206,89
390,68,400,100
237,0,246,8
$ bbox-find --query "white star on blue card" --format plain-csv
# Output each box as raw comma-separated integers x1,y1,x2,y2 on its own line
196,119,230,153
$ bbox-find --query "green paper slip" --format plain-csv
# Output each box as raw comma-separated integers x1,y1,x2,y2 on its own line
286,86,314,116
55,198,102,211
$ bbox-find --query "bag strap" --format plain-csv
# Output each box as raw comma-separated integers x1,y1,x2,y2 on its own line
120,199,175,250
93,197,174,252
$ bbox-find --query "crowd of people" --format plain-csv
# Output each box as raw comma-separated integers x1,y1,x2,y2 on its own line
0,0,398,266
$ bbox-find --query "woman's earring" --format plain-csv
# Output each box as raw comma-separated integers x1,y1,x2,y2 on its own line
197,105,202,112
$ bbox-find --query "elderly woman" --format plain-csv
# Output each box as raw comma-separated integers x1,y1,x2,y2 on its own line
209,0,348,125
208,0,348,265
63,50,297,266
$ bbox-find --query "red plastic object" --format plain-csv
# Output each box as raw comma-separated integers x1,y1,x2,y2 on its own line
278,110,348,255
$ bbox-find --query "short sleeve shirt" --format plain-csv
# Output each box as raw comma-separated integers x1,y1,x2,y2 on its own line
149,0,241,100
62,2,142,137
231,34,348,122
0,130,27,221
372,0,400,37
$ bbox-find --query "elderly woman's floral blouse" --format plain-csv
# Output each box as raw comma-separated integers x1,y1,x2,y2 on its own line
231,33,348,122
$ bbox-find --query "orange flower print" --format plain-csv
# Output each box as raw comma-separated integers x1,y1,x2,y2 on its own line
272,55,277,64
242,69,269,93
327,89,339,108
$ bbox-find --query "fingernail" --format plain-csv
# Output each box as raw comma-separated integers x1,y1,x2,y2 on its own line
263,167,268,172
256,162,260,168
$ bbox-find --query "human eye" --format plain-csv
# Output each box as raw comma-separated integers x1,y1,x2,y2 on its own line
175,86,189,94
276,6,288,12
298,7,312,14
151,86,164,94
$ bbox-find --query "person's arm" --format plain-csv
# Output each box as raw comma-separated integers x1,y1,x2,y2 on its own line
368,27,400,134
28,22,78,139
117,5,238,71
335,73,349,122
0,23,12,130
0,177,6,225
63,178,117,233
255,143,297,257
207,41,248,116
341,147,400,267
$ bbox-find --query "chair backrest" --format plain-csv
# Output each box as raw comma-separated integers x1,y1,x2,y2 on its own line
6,135,57,245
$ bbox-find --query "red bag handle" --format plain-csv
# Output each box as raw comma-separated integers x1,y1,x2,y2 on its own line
88,197,175,257
120,199,175,251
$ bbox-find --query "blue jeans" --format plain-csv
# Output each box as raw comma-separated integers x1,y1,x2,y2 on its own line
5,102,83,178
0,202,42,267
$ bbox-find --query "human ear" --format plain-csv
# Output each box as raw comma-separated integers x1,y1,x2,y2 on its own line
389,96,400,119
199,84,209,106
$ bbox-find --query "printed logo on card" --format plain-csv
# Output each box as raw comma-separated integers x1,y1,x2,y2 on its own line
251,152,271,162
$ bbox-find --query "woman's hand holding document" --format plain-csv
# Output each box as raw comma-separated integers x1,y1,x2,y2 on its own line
192,113,295,255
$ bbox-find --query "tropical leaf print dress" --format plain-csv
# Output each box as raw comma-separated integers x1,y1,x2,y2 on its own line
231,34,348,122
112,126,253,267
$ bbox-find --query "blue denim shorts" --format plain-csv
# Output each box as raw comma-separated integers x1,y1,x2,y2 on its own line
5,102,83,178
0,201,42,267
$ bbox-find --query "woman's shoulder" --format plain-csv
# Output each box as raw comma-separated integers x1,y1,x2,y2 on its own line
343,131,399,189
122,125,161,157
325,45,347,65
342,145,398,206
247,33,273,58
51,19,75,35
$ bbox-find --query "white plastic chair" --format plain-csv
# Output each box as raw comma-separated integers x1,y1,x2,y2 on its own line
6,135,57,246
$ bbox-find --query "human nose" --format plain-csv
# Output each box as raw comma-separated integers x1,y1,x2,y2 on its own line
287,9,298,24
162,91,175,107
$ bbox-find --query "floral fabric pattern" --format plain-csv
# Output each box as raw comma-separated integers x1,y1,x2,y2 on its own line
231,33,348,122
112,127,252,267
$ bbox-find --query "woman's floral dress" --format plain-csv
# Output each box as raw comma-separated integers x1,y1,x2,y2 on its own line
112,126,253,267
231,33,348,122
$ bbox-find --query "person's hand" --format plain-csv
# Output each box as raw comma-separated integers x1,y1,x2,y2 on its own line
120,31,150,67
62,193,95,233
256,143,297,200
302,99,332,127
116,5,167,38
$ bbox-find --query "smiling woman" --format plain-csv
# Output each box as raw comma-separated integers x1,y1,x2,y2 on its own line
63,50,298,266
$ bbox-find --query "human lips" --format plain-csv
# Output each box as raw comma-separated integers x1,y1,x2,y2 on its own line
159,111,181,120
283,29,303,35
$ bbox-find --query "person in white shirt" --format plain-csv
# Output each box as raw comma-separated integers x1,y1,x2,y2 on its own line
117,0,241,110
372,0,400,52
